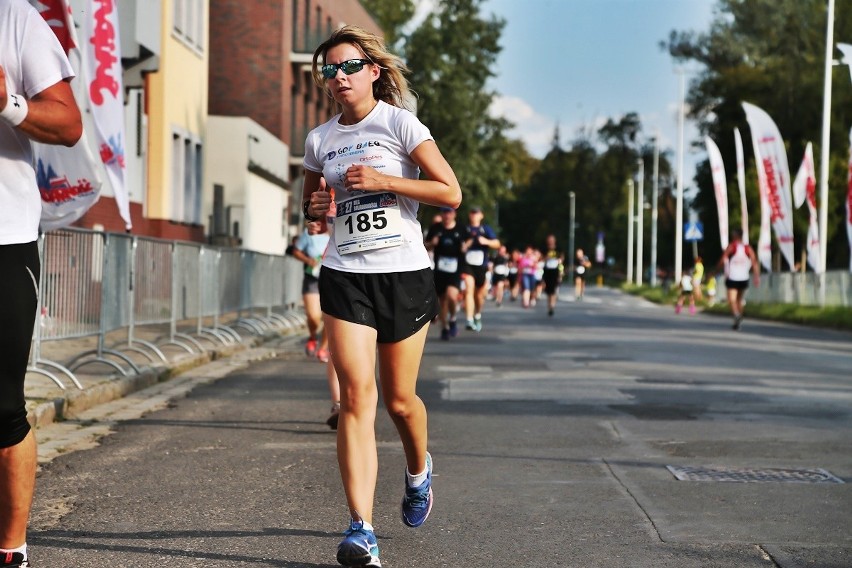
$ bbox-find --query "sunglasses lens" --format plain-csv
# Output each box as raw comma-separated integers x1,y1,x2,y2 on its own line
341,60,365,75
321,64,337,79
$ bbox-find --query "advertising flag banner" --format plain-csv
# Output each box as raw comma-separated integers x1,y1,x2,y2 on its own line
734,128,749,244
742,102,795,271
839,44,852,84
29,0,101,231
792,143,821,272
83,0,132,230
706,137,729,249
752,137,773,272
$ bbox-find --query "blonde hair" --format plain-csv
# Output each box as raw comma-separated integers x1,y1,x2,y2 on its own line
312,25,413,111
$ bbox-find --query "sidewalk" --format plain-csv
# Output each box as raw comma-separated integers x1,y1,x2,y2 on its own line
25,314,307,432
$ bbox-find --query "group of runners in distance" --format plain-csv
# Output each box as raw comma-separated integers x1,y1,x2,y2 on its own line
423,210,594,338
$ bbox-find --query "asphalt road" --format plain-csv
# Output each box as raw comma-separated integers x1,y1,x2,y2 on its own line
28,287,852,567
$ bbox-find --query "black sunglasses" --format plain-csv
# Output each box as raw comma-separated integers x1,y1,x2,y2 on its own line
321,58,371,80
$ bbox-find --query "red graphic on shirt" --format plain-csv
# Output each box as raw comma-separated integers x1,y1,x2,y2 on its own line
39,175,95,204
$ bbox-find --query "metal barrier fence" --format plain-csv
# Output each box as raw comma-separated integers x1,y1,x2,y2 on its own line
28,228,305,390
714,270,852,307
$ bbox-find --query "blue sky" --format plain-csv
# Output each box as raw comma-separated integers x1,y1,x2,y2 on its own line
413,0,718,182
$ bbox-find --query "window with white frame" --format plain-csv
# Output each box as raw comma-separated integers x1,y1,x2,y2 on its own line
173,0,204,52
171,129,203,224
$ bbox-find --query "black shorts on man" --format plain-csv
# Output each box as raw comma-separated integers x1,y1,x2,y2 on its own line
0,242,40,448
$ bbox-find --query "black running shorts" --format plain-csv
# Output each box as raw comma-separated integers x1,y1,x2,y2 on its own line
434,269,461,297
725,278,749,291
0,241,40,448
466,264,488,288
543,270,560,295
302,273,319,295
319,266,439,344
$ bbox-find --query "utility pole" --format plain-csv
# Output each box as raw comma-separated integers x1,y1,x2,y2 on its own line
675,68,686,284
568,191,576,277
817,0,835,306
636,158,645,286
650,136,660,287
627,179,634,284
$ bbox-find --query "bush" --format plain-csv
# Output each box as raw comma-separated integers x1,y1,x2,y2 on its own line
622,282,852,332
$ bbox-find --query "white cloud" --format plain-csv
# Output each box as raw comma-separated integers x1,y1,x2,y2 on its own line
489,95,556,158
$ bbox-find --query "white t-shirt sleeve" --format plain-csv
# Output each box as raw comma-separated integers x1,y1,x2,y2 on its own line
20,7,75,97
303,127,323,173
394,109,433,155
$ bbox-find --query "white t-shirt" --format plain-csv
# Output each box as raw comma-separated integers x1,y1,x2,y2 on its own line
303,100,433,274
0,0,75,245
727,242,752,282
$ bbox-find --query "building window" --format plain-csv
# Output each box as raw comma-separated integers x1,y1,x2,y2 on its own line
172,129,203,224
173,0,204,53
171,133,183,221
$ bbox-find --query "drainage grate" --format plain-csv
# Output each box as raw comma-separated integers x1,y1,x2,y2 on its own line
666,465,845,484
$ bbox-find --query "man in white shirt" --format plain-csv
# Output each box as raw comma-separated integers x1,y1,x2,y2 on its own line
1,2,83,566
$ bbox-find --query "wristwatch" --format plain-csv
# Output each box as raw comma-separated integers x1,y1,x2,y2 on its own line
303,199,320,222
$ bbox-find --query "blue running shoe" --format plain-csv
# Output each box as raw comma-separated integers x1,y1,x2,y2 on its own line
401,452,433,528
448,319,458,337
337,519,381,567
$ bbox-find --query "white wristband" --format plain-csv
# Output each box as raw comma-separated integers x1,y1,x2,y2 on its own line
0,93,29,127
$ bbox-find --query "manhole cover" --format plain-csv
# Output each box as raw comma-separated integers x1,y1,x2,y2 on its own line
666,465,845,484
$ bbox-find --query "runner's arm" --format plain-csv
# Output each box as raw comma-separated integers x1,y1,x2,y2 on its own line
342,140,461,208
747,246,761,286
0,70,82,146
303,170,332,219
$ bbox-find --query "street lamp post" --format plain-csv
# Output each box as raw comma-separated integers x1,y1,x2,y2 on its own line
636,158,645,286
675,68,686,284
627,179,634,284
650,136,660,287
568,191,576,277
818,0,836,306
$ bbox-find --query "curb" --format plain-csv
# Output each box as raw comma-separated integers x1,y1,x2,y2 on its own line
27,328,304,430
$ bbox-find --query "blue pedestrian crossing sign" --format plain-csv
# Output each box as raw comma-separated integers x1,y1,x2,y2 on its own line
684,221,704,242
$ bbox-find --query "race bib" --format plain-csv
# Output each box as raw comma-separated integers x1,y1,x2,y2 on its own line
493,264,509,276
576,266,586,275
465,250,485,266
545,258,560,269
437,257,458,273
334,193,403,255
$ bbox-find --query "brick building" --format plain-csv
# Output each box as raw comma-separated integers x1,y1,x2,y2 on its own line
208,0,382,237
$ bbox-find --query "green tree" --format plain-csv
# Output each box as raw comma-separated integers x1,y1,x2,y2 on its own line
405,0,512,211
359,0,416,48
496,114,676,281
665,0,852,269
